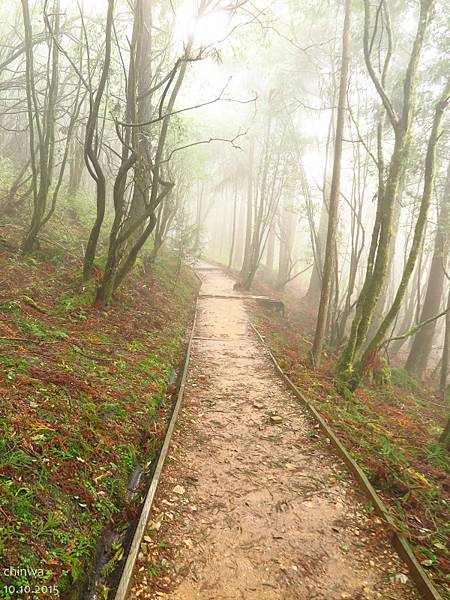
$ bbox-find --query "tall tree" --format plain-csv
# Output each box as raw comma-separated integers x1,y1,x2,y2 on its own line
406,158,450,378
311,0,351,365
95,0,214,304
228,182,238,268
276,194,296,290
240,138,254,278
338,0,435,382
21,0,60,253
82,0,115,280
352,75,450,384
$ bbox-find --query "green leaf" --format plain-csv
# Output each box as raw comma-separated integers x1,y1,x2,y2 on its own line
421,559,434,567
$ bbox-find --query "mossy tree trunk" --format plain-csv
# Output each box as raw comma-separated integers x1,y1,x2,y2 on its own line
351,75,450,385
439,416,450,450
337,0,435,384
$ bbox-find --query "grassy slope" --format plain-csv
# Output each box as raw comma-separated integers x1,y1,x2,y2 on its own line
249,296,449,598
0,225,198,597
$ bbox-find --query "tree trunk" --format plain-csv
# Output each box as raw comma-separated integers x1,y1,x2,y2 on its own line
228,184,238,269
240,140,254,277
265,223,275,272
354,75,450,383
193,183,204,254
338,0,435,382
305,111,334,302
439,290,450,394
124,0,153,244
82,0,114,280
367,173,404,340
21,0,60,254
234,193,246,268
68,133,84,196
311,0,351,365
277,197,295,289
96,1,197,303
241,105,284,291
389,268,420,355
439,416,450,450
406,159,450,378
5,160,31,213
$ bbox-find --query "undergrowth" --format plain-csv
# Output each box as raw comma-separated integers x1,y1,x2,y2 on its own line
0,222,198,597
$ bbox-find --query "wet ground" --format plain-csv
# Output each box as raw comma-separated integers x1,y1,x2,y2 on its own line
130,266,419,600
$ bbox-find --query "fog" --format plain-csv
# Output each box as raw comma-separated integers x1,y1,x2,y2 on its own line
1,0,449,368
1,0,450,596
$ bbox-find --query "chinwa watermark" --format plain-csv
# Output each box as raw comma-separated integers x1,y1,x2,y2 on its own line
3,565,59,596
3,566,45,578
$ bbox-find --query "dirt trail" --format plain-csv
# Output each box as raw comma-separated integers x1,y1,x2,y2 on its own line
130,266,419,600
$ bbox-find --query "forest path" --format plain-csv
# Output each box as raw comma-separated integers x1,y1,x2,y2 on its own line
130,265,418,600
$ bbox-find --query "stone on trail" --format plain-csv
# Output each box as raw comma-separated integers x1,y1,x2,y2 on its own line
253,402,264,409
173,484,186,495
270,415,283,424
148,518,162,531
390,573,410,585
184,538,194,550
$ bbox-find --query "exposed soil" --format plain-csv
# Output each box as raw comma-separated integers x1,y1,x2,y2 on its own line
130,266,420,599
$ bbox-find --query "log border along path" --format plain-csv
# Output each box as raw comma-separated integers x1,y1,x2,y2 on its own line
120,263,437,600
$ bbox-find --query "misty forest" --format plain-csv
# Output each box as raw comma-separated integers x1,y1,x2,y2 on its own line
0,0,449,599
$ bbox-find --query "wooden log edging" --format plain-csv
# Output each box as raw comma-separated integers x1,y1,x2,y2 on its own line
199,293,269,300
250,321,442,600
114,298,199,600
